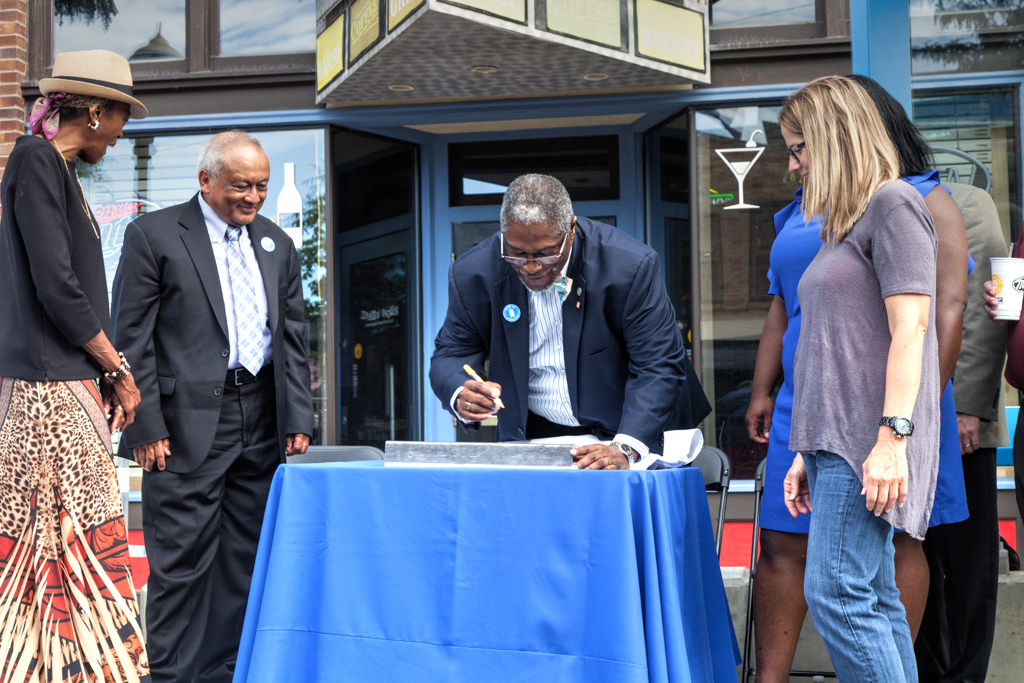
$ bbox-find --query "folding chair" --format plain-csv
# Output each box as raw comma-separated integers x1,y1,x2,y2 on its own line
691,446,731,557
741,457,836,682
286,445,384,464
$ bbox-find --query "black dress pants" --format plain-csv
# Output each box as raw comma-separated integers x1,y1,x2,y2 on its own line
1016,414,1024,536
142,369,279,683
915,447,999,683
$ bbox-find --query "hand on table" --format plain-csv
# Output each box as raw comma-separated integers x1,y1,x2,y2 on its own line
135,438,171,472
571,444,630,470
861,432,908,516
745,393,774,444
957,413,981,455
456,380,502,422
783,453,811,518
286,433,311,456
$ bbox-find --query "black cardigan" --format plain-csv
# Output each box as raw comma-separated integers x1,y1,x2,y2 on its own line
0,135,109,380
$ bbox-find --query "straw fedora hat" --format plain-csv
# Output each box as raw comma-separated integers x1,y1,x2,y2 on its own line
40,49,148,119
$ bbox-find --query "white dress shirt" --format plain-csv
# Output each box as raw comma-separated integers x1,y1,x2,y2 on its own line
452,242,648,458
199,194,273,369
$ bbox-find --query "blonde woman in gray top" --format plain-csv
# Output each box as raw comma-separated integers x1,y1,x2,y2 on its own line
781,76,939,683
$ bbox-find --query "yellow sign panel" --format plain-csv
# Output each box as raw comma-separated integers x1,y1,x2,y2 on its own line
635,0,705,71
389,0,425,30
546,0,621,48
315,16,345,91
447,0,526,23
350,0,381,62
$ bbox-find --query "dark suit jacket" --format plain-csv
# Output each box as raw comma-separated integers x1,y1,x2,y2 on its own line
111,194,314,473
430,217,711,451
0,135,110,380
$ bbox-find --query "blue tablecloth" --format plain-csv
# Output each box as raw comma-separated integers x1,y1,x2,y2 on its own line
234,463,741,683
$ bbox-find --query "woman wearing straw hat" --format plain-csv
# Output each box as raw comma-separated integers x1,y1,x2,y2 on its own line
0,50,150,681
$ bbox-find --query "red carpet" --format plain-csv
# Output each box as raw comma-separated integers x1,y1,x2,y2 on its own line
129,530,149,590
720,521,1019,569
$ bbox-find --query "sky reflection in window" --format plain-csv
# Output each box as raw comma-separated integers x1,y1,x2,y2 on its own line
220,0,316,55
54,0,186,62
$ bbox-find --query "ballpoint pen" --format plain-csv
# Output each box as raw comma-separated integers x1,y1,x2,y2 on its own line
463,364,506,410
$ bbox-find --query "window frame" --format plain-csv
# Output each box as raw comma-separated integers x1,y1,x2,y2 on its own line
710,0,843,48
30,0,315,84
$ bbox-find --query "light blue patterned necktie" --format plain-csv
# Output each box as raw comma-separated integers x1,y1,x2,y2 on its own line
224,226,264,375
553,275,573,304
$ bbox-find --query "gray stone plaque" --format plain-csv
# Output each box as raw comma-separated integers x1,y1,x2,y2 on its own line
384,441,574,467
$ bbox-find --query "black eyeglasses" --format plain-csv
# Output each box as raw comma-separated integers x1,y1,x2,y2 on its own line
500,230,569,267
786,141,806,161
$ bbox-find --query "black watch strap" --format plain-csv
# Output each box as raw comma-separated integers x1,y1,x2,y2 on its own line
879,416,914,438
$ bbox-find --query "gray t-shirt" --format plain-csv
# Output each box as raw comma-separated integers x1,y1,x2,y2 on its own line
788,181,940,540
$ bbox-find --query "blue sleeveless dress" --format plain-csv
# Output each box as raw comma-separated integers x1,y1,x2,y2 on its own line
760,172,971,533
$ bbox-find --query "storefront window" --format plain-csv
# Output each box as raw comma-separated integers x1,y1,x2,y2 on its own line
911,0,1024,75
219,0,317,55
693,105,795,478
914,87,1021,245
448,136,620,206
709,0,815,27
54,0,186,61
77,128,329,444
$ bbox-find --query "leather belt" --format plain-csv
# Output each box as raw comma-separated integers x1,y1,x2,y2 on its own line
226,364,271,386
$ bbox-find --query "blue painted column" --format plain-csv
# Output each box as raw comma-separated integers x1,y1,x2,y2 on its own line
850,0,913,118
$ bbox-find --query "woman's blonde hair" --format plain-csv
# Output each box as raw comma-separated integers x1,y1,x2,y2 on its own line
778,75,901,242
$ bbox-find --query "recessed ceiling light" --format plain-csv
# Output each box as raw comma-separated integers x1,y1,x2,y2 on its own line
388,84,415,92
470,65,499,74
582,72,609,81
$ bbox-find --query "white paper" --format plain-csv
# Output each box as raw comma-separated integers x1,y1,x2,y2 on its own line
634,429,705,470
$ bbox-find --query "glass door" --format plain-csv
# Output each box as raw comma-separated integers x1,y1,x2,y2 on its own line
692,104,797,478
335,130,420,447
644,112,693,361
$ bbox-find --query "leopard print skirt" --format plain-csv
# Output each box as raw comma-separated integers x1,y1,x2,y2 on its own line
0,377,150,682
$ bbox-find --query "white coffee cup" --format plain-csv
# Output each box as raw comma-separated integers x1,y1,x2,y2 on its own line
990,257,1024,321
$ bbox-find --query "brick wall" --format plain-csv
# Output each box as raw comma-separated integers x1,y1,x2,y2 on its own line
0,0,28,213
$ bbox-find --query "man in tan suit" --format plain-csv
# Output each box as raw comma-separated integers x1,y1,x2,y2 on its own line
916,183,1008,683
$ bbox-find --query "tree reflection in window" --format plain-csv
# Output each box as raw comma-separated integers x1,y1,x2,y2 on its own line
911,0,1024,74
55,0,119,29
53,0,186,62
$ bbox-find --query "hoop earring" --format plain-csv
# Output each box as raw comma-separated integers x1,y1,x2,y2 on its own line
88,120,99,132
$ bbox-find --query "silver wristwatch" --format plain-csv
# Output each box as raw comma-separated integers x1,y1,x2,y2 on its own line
612,441,635,466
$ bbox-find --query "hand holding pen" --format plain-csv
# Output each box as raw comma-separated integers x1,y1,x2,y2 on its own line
456,364,504,422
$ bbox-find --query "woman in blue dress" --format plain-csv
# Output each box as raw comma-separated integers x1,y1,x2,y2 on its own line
744,75,971,682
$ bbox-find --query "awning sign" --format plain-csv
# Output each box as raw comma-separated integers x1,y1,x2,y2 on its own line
316,15,345,91
350,0,382,62
389,0,425,30
445,0,526,23
635,0,705,72
546,0,621,48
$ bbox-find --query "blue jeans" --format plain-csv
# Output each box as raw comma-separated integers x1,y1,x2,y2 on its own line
803,451,917,683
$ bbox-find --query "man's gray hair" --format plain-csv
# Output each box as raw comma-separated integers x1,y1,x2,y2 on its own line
197,130,264,179
499,174,574,235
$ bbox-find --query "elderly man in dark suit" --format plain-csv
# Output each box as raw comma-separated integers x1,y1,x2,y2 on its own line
430,173,710,469
111,131,313,683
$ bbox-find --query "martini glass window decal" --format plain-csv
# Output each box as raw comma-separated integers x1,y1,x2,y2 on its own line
714,129,765,210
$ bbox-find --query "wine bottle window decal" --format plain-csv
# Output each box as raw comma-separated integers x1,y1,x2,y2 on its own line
276,162,303,248
714,129,765,210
